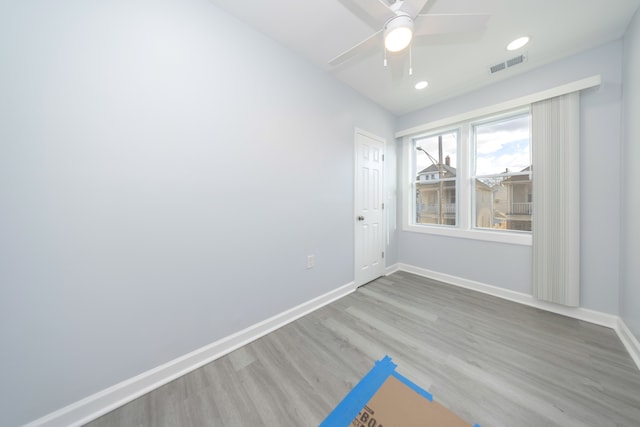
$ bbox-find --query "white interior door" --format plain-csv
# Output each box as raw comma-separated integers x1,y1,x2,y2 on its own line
355,130,385,286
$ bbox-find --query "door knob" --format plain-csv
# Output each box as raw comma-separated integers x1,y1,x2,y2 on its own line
357,215,365,221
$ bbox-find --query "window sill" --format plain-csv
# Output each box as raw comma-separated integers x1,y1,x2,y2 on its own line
403,224,532,246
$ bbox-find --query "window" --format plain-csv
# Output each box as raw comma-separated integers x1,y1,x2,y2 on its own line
400,76,599,246
414,130,458,226
404,108,532,245
473,113,532,231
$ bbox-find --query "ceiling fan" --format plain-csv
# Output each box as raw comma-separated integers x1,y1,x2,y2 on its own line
329,0,490,67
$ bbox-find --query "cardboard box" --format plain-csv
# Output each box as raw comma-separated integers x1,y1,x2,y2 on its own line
352,374,472,427
321,356,479,427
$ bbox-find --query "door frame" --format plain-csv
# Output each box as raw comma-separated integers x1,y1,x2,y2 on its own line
354,128,386,287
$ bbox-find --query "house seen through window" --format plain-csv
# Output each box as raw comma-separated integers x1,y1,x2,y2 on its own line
415,130,458,226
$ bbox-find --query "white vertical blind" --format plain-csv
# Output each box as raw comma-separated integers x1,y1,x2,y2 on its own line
532,92,580,306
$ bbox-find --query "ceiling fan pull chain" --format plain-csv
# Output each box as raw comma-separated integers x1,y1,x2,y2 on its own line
384,46,388,67
409,43,413,75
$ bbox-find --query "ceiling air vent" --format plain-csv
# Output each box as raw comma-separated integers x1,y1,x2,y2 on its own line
490,62,506,74
489,54,527,74
506,54,525,67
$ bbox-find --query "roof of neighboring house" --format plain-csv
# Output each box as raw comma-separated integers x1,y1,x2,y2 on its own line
502,165,532,182
417,163,457,177
502,165,531,173
417,163,492,191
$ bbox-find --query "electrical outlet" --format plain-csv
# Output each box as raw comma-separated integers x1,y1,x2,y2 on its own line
307,254,315,269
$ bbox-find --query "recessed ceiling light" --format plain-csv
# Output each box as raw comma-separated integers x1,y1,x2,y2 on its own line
415,81,429,90
507,36,530,51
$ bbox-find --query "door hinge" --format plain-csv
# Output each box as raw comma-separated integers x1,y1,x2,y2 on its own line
382,251,385,259
382,202,385,209
382,154,385,161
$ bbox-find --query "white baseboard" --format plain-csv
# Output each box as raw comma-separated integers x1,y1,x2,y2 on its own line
394,263,619,328
384,262,401,276
615,318,640,371
25,281,357,427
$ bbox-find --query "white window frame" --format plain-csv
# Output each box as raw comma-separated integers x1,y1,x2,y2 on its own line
471,109,532,232
413,128,460,228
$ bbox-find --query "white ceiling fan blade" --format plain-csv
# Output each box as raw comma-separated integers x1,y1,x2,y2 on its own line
413,13,490,36
398,0,431,18
337,0,395,29
328,30,383,66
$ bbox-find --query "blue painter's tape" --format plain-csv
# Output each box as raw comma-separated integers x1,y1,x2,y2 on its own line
320,355,480,427
390,370,433,402
319,356,397,427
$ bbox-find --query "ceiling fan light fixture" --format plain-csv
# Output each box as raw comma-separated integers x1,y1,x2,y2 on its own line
384,14,414,52
507,36,530,51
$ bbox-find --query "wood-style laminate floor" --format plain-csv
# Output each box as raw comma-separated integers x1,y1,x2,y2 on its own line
86,272,640,427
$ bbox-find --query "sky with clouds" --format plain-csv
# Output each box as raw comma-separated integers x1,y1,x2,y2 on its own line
475,114,530,176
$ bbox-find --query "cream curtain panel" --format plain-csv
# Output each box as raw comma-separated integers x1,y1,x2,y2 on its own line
532,92,580,306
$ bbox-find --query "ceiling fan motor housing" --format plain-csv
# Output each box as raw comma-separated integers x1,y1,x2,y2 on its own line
384,13,414,52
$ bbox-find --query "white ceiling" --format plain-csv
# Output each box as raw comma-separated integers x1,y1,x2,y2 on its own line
208,0,640,116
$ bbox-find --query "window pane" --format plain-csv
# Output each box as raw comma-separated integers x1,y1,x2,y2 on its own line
473,114,531,231
475,114,530,176
414,131,457,226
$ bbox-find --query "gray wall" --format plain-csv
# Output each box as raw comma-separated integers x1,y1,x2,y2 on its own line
396,41,624,314
0,1,396,425
621,9,640,341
